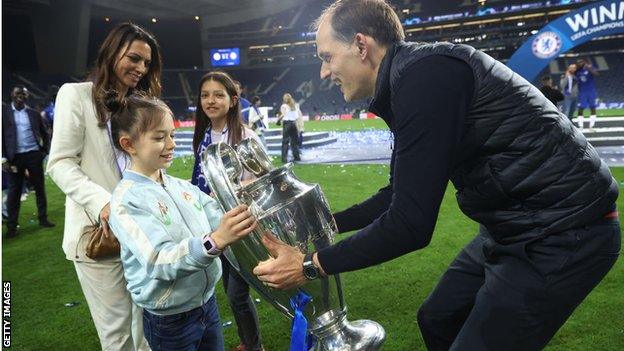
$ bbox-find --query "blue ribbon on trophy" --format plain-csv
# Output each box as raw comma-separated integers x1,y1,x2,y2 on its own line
289,290,314,351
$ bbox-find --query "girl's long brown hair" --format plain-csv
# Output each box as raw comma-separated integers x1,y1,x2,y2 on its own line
192,71,244,153
88,22,162,127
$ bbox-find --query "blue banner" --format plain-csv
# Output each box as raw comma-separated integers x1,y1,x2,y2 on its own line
507,0,624,81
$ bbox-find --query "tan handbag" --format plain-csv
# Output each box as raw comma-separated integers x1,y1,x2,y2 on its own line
83,210,120,259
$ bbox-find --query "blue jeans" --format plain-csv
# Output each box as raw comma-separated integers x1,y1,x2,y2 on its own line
562,95,577,120
143,295,225,351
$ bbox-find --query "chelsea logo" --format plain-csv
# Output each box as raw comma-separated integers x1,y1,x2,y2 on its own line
532,31,562,59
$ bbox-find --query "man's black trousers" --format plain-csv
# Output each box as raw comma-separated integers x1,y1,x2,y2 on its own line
418,216,621,350
6,150,48,230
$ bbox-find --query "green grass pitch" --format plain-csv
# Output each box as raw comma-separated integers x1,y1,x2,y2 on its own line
2,158,623,350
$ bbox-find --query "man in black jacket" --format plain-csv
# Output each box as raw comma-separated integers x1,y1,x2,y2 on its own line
2,86,55,238
539,75,564,106
253,0,620,349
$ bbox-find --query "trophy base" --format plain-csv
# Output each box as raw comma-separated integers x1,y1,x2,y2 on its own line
312,313,385,350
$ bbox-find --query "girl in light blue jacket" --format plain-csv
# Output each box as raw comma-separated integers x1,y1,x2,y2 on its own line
107,94,257,351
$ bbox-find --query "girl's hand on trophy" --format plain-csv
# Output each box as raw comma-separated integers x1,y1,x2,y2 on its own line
253,233,308,290
211,204,257,249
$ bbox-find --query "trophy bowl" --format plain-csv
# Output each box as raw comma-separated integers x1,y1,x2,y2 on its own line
202,138,385,350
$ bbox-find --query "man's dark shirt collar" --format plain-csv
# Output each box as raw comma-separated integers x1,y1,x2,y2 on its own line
368,42,401,127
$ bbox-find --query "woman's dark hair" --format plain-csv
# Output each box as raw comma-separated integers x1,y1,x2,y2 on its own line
192,71,243,153
109,94,172,153
312,0,404,47
88,22,163,128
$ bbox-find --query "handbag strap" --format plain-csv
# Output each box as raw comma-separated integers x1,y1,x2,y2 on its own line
83,209,98,226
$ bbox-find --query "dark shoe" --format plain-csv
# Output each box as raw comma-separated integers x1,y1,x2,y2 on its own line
39,219,56,228
6,228,18,238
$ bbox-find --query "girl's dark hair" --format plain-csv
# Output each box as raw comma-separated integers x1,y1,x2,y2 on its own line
192,71,244,153
88,22,163,128
109,93,172,153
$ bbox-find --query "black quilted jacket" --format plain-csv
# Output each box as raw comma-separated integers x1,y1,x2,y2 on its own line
374,42,618,243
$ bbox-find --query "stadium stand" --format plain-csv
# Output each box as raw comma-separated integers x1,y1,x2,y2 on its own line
3,0,621,119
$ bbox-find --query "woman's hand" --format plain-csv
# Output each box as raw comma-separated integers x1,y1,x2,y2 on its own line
99,203,112,239
211,204,257,249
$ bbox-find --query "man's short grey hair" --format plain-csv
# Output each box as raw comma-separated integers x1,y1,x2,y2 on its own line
312,0,405,47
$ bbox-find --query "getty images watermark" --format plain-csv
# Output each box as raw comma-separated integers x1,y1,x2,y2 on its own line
3,281,10,348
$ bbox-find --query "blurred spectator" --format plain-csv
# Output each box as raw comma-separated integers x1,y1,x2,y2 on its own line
560,64,578,121
41,85,59,133
296,106,305,148
575,58,599,130
249,95,268,148
539,75,563,106
280,93,302,162
234,80,252,126
2,85,54,238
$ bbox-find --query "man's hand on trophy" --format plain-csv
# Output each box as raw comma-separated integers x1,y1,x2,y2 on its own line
253,234,309,290
211,204,258,249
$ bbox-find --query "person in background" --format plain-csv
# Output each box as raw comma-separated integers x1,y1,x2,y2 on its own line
191,71,265,351
2,85,54,239
47,22,161,350
539,75,564,106
108,94,256,351
41,85,59,133
248,95,268,148
296,104,305,148
575,58,599,130
234,80,252,127
280,93,302,163
560,63,578,122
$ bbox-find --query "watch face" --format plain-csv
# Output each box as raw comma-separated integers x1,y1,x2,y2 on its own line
303,265,318,280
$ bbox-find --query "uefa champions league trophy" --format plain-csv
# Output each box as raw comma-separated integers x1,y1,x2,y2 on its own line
201,138,385,350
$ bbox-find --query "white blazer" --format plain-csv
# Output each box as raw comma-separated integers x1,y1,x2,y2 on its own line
47,82,122,262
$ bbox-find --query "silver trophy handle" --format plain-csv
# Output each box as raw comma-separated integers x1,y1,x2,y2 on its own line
237,138,274,177
202,142,243,210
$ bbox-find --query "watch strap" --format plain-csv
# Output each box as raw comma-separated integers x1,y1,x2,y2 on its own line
203,234,223,256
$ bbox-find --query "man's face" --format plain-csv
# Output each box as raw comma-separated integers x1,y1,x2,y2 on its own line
316,19,374,102
11,87,29,109
568,64,577,73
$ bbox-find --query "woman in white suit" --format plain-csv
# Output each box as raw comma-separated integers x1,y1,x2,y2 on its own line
47,23,162,351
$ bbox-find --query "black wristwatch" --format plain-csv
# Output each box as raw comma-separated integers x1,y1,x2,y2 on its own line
302,252,320,280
